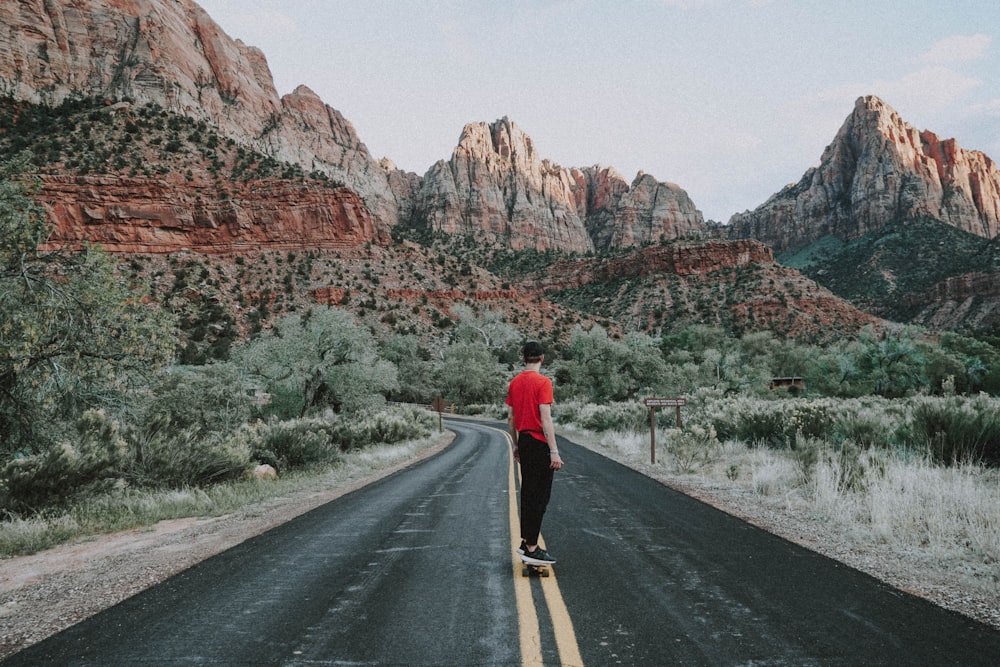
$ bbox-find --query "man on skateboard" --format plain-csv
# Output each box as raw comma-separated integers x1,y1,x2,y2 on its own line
506,341,563,567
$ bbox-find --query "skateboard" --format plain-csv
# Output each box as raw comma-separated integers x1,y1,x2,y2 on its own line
521,562,550,577
519,554,551,577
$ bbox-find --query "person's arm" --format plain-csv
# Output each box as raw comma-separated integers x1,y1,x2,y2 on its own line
507,406,519,462
539,404,562,470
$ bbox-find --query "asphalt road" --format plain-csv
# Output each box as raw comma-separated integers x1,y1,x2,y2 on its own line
4,419,1000,666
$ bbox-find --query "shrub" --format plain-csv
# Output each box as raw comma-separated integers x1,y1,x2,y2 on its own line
254,407,434,469
734,403,789,449
327,407,435,451
125,423,252,489
259,418,343,468
662,424,720,472
831,406,896,450
140,364,253,437
569,402,649,432
788,402,834,441
904,395,1000,466
1,410,127,513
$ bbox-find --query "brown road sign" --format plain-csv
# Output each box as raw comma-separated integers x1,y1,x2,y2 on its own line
644,397,686,407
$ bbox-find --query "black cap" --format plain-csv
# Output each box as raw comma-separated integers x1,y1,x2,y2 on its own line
522,341,544,362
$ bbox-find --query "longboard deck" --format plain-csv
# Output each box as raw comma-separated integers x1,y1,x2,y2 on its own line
521,563,550,577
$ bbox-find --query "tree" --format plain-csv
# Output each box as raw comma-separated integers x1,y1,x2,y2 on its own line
448,304,521,357
0,154,177,455
435,341,506,405
556,326,668,402
380,334,436,404
856,326,927,397
234,307,397,417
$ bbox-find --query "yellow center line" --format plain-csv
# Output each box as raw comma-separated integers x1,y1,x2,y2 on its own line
500,428,584,667
508,441,544,666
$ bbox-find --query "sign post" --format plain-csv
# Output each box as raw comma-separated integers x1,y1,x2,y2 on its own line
643,397,686,464
431,396,447,432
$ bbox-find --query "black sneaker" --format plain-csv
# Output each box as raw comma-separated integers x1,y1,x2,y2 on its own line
516,540,527,555
521,547,556,565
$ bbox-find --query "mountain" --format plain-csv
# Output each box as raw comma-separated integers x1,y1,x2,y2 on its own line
723,95,1000,336
0,0,889,348
0,0,404,230
727,96,1000,253
779,217,1000,336
1,0,710,255
411,117,705,253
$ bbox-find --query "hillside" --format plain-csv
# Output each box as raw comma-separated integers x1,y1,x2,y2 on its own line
780,216,1000,336
0,95,878,354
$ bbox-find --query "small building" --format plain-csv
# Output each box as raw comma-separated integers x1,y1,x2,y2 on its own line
769,376,806,392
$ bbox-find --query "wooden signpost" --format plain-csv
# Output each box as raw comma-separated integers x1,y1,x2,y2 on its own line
644,397,686,464
431,396,447,432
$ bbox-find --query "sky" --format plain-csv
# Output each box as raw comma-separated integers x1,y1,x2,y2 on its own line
194,0,1000,223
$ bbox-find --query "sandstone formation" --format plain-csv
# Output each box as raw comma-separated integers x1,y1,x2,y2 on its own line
728,96,1000,252
908,272,1000,332
412,117,706,253
413,117,594,252
0,0,404,229
1,0,711,252
522,239,775,292
518,240,881,340
37,174,384,253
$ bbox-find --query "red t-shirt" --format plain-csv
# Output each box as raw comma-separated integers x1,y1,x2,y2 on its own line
505,370,554,441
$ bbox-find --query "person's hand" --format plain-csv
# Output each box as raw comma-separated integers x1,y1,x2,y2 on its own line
512,445,520,463
549,451,563,471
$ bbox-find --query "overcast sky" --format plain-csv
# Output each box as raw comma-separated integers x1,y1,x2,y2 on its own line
195,0,1000,222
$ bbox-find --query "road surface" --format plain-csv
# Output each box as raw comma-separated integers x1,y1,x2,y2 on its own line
4,419,999,665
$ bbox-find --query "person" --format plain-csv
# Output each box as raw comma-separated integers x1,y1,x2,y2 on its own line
506,340,563,565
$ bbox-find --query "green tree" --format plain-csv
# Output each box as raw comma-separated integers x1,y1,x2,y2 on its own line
0,154,176,455
435,341,506,405
556,326,668,402
856,326,927,397
380,334,436,404
234,307,397,417
139,363,253,437
449,304,521,357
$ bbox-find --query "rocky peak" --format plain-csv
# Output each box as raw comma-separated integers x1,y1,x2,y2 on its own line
728,95,1000,251
412,117,706,252
0,0,402,228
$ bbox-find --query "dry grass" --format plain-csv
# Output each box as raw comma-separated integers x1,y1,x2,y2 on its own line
563,423,1000,629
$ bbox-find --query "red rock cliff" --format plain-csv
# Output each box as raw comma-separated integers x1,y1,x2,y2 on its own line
38,175,384,253
0,0,404,229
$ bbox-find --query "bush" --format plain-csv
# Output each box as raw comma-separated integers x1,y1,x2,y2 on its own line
140,364,253,437
788,402,834,441
255,406,435,470
662,424,720,472
259,418,343,469
904,395,1000,466
831,406,896,450
734,403,789,449
1,410,127,513
327,407,435,451
567,402,649,432
125,422,252,488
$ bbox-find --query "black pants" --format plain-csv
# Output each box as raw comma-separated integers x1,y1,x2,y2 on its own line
518,433,554,546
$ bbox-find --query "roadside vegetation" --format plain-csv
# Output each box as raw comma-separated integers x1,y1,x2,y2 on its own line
1,129,999,618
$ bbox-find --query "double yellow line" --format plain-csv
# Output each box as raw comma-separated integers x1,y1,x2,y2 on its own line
506,434,584,667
